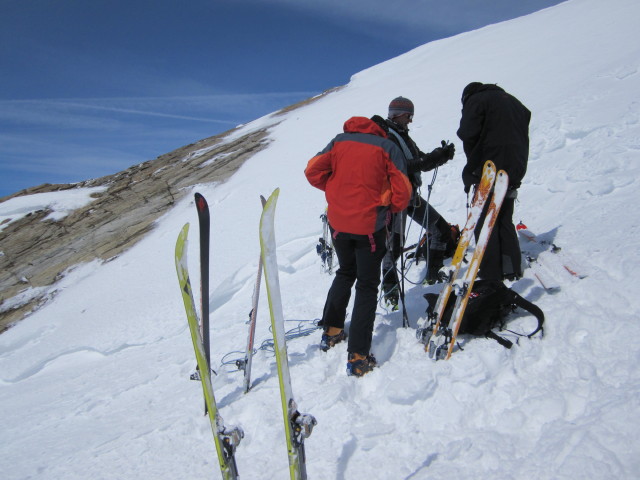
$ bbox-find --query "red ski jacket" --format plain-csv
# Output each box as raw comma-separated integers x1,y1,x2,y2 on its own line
305,116,412,235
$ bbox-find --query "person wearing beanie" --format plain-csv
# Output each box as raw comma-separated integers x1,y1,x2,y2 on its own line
388,96,415,119
305,116,412,376
370,96,458,308
457,82,531,281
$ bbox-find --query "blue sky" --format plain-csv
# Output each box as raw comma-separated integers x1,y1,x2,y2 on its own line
0,0,564,197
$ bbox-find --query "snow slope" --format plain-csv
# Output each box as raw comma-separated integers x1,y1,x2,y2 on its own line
0,186,107,232
2,0,640,478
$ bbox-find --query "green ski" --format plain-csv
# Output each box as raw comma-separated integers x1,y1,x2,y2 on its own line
259,188,316,480
175,223,243,480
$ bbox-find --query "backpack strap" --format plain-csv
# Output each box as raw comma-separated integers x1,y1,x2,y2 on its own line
487,290,544,349
510,291,545,337
387,128,414,160
486,331,513,349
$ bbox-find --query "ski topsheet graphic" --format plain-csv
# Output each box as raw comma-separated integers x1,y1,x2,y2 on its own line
175,223,243,480
417,160,497,352
259,188,316,480
439,169,509,360
418,161,510,360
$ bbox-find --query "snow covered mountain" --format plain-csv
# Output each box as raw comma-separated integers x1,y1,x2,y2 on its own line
2,0,640,478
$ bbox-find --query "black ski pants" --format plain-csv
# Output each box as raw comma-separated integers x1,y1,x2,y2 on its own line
406,195,449,252
382,197,450,291
476,192,522,281
320,227,387,356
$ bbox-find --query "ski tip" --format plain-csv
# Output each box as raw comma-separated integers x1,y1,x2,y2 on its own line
175,223,190,265
259,189,280,240
483,159,495,170
194,192,208,211
265,188,280,207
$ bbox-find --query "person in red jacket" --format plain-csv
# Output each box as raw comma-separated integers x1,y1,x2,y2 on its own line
305,116,412,376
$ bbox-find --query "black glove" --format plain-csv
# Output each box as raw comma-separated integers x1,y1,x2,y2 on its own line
462,165,480,193
421,141,455,171
440,140,455,161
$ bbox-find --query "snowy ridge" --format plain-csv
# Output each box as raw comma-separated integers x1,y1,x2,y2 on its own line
1,0,640,478
0,186,106,232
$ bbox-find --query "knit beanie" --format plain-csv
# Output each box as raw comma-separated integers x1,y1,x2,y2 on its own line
388,96,414,119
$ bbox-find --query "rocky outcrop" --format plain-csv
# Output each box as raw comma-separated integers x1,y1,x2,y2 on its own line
0,84,347,333
0,125,271,333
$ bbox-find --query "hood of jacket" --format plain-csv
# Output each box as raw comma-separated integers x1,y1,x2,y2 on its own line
343,116,388,138
462,82,505,105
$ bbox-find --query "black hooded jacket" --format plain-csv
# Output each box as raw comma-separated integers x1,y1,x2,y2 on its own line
457,84,531,190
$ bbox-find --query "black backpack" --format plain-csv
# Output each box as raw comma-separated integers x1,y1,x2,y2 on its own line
424,280,544,349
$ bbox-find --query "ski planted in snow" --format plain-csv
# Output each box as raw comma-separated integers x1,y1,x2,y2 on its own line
260,188,316,480
438,169,509,360
194,192,211,413
417,160,497,350
175,224,243,480
236,195,267,394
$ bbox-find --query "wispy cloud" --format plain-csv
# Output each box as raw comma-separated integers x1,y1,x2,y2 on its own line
0,90,317,195
32,100,236,124
0,91,317,127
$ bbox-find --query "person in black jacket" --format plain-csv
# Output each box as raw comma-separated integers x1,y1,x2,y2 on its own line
457,82,531,281
371,97,457,307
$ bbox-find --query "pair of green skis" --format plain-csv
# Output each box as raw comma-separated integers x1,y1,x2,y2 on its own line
417,160,509,360
175,188,316,480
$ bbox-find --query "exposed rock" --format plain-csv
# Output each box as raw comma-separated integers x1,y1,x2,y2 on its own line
0,125,271,333
0,85,346,333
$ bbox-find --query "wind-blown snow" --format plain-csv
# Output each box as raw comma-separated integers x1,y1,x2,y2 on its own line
1,0,640,478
